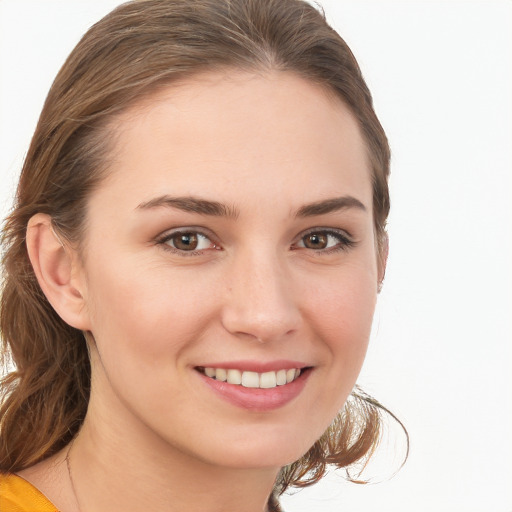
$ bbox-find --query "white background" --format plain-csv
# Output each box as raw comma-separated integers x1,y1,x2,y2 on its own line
1,1,511,511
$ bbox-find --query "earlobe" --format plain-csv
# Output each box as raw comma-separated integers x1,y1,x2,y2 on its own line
26,214,91,330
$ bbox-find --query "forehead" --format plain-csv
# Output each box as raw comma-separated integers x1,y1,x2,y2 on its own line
98,70,372,213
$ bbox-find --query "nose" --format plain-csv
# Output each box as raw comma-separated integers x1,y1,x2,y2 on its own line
220,248,301,343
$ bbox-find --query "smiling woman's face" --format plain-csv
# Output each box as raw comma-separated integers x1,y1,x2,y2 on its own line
76,71,380,469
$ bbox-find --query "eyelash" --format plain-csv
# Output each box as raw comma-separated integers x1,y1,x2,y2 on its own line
156,228,356,256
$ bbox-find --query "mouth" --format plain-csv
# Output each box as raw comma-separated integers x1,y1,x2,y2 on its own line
195,365,313,411
194,360,313,410
196,366,309,389
195,366,311,389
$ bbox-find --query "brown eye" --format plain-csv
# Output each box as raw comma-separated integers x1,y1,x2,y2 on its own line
161,231,216,252
171,232,199,250
159,229,219,255
302,232,328,249
295,230,354,252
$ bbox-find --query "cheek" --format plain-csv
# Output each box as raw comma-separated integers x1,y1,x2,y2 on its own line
84,256,218,364
303,263,377,395
306,258,377,339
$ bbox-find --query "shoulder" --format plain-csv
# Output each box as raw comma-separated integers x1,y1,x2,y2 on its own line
0,473,58,512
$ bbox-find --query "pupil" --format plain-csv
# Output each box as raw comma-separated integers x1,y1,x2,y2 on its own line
175,233,198,250
305,233,327,249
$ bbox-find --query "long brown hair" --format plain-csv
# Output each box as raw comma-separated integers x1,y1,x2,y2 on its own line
0,0,405,491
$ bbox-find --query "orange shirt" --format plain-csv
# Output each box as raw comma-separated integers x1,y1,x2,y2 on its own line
0,473,57,512
0,472,284,512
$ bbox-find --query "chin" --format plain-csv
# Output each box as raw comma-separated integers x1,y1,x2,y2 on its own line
185,424,321,471
208,445,309,471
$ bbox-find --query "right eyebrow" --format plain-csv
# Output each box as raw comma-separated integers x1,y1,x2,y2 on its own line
136,195,239,219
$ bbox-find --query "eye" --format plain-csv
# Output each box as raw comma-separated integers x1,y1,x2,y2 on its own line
158,230,218,253
294,229,354,252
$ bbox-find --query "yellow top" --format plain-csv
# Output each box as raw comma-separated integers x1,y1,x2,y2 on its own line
0,472,283,512
0,473,58,512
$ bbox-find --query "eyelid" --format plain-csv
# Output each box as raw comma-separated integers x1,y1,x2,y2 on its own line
155,225,217,240
299,226,354,239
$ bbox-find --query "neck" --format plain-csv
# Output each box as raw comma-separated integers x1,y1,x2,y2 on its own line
68,398,280,512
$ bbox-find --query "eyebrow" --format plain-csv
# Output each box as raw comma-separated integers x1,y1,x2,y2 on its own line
136,195,239,218
136,194,366,219
295,196,367,217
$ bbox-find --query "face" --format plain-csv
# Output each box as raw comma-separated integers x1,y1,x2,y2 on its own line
76,71,380,469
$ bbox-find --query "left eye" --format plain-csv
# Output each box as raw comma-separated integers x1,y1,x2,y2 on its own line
296,230,351,251
162,231,215,252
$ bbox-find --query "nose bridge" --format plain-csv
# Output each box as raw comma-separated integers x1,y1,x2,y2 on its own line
221,244,300,342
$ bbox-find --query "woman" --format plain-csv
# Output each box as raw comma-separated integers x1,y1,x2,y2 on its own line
0,0,404,510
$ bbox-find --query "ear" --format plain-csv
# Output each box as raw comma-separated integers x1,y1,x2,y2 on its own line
377,232,389,291
26,213,91,331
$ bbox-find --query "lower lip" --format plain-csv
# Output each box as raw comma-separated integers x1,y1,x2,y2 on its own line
196,369,311,411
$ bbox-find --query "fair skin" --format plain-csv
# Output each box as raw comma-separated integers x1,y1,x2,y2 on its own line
22,71,383,512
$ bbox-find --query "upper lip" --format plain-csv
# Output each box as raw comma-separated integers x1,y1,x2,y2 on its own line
195,360,310,373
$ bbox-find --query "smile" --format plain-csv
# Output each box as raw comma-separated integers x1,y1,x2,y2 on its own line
195,364,312,411
197,367,302,389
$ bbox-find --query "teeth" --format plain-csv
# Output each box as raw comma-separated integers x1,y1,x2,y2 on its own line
286,368,296,383
205,367,216,378
215,368,227,382
226,369,242,385
201,367,304,388
276,369,287,386
260,371,277,388
241,371,259,388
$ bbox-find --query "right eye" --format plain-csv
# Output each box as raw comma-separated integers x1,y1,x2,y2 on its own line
158,230,218,253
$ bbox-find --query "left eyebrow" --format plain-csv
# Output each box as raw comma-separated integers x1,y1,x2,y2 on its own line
295,196,367,217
